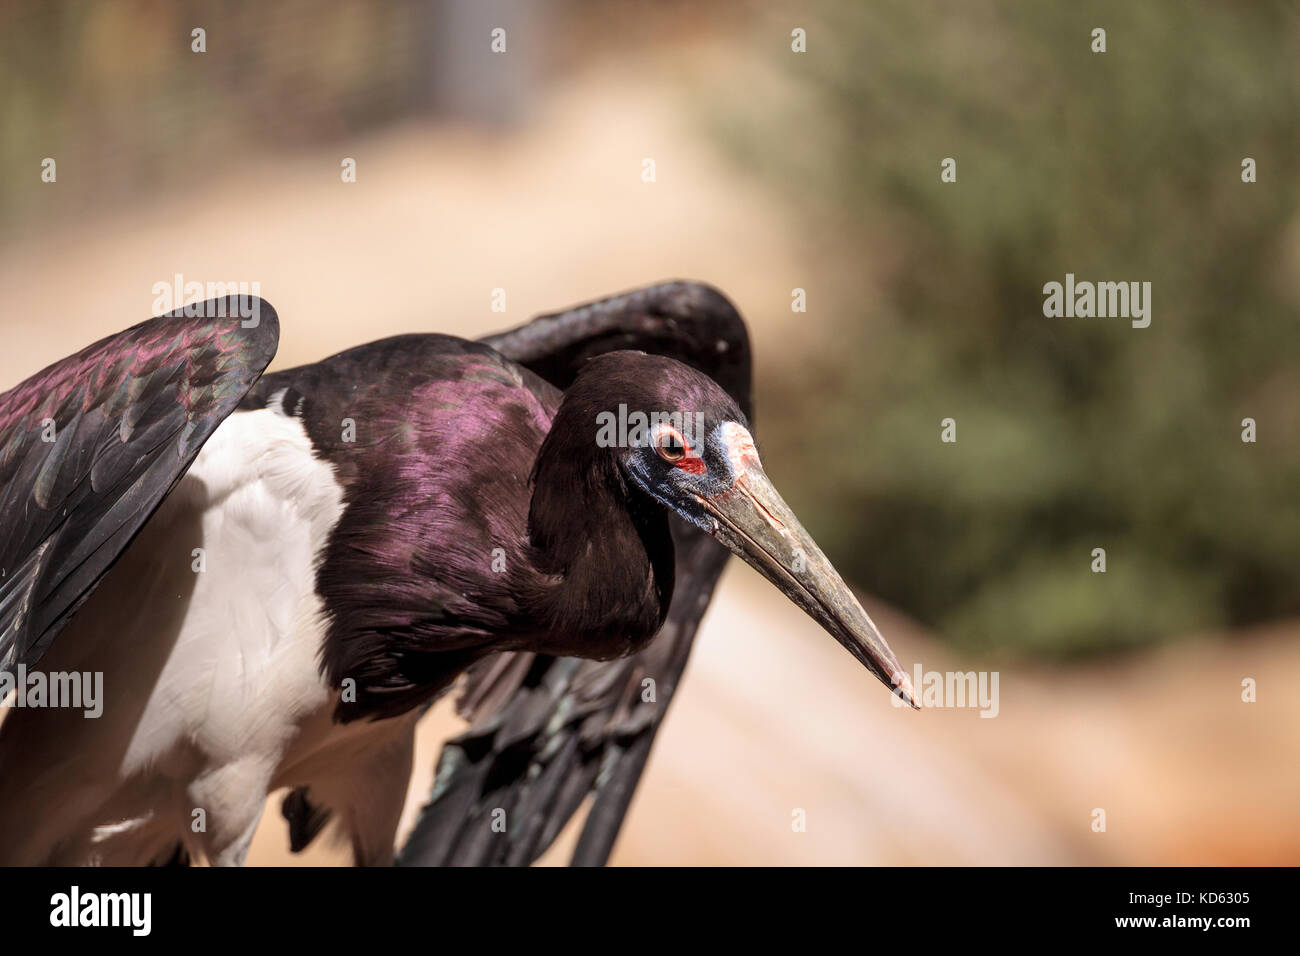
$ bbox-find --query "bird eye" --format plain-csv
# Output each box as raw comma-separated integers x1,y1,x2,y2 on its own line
654,427,687,462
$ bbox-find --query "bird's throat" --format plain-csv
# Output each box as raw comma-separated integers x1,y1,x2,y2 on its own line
526,445,675,659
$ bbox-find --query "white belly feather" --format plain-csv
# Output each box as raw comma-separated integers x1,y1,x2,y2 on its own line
121,405,344,772
0,407,388,864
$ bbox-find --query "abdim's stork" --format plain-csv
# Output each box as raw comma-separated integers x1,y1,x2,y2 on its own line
0,283,914,866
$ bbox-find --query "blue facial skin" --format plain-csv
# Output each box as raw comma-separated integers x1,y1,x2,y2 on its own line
619,421,744,535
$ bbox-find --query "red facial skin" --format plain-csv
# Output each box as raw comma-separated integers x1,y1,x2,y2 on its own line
675,453,706,475
656,426,706,474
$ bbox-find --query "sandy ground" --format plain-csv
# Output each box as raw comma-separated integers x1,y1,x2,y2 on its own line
3,68,1295,866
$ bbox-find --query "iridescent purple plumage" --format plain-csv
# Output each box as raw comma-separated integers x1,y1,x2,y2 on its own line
0,296,279,671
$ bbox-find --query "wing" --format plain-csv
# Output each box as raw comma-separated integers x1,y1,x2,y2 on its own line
0,296,279,672
397,280,752,866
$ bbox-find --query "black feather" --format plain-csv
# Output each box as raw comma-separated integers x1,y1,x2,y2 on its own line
0,296,279,672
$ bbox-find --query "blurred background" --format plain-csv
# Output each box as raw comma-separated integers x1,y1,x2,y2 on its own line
1,0,1297,864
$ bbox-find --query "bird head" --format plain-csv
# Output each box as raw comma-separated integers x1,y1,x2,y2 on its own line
570,351,917,708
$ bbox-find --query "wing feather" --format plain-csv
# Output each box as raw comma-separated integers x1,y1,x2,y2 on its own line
0,296,279,671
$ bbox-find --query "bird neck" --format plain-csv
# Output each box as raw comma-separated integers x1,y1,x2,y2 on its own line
526,424,675,657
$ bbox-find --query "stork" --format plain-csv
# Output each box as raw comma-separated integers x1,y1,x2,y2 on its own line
0,283,914,865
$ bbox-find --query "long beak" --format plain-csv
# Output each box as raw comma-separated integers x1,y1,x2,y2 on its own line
695,466,918,708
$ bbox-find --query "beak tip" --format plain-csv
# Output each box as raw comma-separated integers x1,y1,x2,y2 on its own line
891,669,920,710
